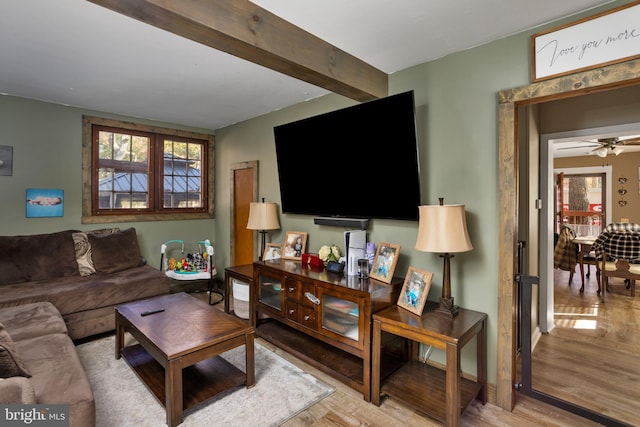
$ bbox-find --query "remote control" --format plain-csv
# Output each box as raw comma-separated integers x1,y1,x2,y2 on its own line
140,309,164,317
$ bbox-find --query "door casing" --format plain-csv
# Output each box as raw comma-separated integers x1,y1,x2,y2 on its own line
497,59,640,410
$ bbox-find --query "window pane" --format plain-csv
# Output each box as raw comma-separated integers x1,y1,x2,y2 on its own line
562,174,604,236
163,139,204,208
132,136,148,163
96,129,150,210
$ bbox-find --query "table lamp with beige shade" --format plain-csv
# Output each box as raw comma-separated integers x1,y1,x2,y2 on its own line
415,198,473,317
246,199,280,261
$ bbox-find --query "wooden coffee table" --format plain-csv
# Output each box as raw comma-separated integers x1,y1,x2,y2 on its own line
115,292,255,427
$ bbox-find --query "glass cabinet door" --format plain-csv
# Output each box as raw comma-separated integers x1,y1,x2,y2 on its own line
258,272,283,311
321,294,360,341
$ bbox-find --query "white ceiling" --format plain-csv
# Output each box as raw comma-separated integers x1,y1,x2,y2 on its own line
0,0,618,131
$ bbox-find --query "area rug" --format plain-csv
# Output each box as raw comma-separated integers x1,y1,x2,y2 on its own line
76,335,335,426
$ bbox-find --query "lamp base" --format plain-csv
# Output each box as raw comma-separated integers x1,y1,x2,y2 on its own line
435,297,459,318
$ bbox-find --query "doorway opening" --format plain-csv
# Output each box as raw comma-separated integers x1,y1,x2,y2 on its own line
497,58,640,422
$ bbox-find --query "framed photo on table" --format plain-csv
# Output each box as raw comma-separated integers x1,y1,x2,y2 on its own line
263,243,282,261
397,267,433,315
283,231,307,260
369,242,400,284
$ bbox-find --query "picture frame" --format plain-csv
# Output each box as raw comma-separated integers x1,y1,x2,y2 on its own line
397,267,433,315
263,243,282,261
26,188,64,218
282,231,307,260
531,1,640,82
0,145,13,176
369,242,400,284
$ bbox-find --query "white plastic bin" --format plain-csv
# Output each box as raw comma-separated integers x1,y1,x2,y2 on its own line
232,279,250,319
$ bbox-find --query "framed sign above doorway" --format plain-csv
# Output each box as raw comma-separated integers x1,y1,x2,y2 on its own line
531,0,640,82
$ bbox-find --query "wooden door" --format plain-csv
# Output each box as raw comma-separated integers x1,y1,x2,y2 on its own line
230,161,257,265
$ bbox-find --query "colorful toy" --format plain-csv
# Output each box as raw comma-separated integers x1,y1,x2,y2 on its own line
160,239,220,304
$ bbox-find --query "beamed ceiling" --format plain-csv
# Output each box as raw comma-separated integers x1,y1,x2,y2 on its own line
0,0,617,130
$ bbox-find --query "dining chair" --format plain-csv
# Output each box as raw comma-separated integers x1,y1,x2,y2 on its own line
592,222,640,302
579,249,600,294
600,252,640,303
573,235,600,294
553,226,578,285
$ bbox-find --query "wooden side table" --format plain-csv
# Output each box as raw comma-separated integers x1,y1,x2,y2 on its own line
224,264,254,314
371,303,487,427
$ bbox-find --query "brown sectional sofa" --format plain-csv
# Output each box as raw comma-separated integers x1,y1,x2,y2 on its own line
0,227,171,426
0,227,171,339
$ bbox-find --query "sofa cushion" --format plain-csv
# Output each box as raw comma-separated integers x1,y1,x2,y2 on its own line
0,302,67,342
15,334,95,427
0,265,171,317
0,377,37,404
0,323,31,378
0,230,79,285
88,227,143,274
73,228,120,276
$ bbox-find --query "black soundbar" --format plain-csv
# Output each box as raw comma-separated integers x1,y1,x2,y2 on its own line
313,216,370,229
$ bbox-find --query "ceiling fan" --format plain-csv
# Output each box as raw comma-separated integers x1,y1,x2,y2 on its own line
590,136,640,157
557,135,640,157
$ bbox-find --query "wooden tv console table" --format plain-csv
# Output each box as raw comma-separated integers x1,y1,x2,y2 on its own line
250,259,403,401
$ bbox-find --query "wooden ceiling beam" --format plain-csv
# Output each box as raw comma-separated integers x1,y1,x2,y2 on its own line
88,0,388,101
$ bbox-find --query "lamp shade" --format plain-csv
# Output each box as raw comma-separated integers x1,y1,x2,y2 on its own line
415,204,473,253
246,202,280,231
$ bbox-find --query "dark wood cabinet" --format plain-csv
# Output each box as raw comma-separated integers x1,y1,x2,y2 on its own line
250,259,403,401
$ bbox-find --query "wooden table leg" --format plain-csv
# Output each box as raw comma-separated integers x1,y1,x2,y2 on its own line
477,319,487,404
224,273,231,313
245,331,256,388
446,341,460,427
115,313,124,360
579,251,586,292
371,319,382,406
166,357,183,427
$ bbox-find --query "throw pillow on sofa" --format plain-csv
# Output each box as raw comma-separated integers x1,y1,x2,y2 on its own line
0,323,31,379
0,230,78,285
88,227,143,274
72,228,120,276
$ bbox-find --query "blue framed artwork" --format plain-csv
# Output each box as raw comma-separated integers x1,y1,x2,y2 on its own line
26,188,64,218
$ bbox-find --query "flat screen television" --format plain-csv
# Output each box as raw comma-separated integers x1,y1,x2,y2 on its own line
274,90,421,222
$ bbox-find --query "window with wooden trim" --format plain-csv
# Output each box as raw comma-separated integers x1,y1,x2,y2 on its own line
82,116,214,223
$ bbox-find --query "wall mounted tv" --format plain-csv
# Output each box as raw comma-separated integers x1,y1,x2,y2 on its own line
274,90,421,223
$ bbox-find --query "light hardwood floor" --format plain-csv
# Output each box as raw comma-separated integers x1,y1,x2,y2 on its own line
199,283,618,427
529,268,639,427
270,339,603,427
